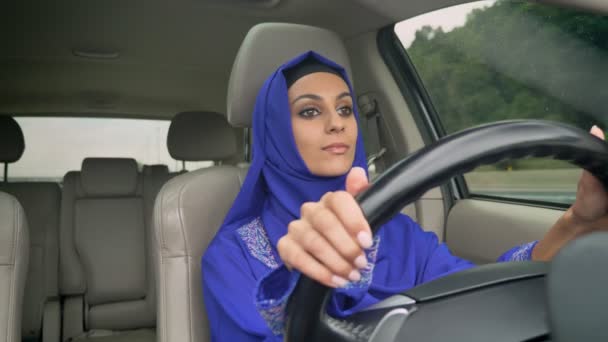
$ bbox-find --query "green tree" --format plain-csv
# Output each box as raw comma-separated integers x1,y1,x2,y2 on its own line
406,0,608,135
404,1,608,169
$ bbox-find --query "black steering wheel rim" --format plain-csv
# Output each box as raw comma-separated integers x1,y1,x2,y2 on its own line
285,120,608,342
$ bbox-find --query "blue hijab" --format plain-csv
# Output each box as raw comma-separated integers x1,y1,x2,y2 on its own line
219,51,368,247
212,49,473,314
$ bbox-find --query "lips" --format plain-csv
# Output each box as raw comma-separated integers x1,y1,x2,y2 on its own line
322,143,350,155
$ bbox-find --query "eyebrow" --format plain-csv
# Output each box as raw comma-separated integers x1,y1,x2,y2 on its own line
336,91,352,100
291,91,352,105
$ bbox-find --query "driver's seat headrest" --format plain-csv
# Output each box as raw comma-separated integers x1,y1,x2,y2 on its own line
227,23,352,128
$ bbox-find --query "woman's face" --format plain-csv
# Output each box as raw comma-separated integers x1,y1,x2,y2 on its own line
288,72,358,177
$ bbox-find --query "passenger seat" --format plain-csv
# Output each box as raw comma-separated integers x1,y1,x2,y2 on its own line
59,158,160,341
0,117,61,342
0,192,29,342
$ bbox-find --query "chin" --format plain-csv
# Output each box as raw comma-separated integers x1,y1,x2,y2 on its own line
312,163,353,177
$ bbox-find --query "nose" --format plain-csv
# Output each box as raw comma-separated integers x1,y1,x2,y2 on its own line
325,110,346,134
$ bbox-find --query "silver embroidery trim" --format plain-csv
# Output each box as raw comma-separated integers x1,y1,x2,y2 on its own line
345,236,381,289
509,241,537,261
237,217,279,269
258,298,289,336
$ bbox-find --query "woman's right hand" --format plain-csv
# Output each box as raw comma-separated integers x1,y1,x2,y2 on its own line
277,167,373,288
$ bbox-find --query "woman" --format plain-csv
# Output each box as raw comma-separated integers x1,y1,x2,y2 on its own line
202,51,608,341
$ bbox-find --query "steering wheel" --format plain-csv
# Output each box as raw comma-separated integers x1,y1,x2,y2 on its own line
285,120,608,342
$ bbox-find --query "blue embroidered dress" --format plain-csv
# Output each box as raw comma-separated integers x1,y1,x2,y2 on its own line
202,52,538,342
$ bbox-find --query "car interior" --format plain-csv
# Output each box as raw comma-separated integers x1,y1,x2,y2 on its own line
1,0,607,341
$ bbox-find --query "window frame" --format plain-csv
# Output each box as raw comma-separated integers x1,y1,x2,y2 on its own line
376,26,463,213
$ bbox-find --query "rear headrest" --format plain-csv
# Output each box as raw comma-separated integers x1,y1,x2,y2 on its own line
80,158,138,196
0,116,25,163
167,111,237,161
227,23,352,127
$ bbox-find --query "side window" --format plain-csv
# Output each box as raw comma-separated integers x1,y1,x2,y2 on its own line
394,0,608,205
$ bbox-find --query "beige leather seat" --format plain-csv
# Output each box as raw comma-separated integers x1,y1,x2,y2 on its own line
153,111,243,342
59,158,167,342
153,24,352,342
0,117,61,342
0,192,29,342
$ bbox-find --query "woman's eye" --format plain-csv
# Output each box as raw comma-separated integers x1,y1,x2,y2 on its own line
298,108,321,118
337,106,353,117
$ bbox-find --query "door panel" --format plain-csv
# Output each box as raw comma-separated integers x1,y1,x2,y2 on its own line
446,199,563,264
415,187,446,242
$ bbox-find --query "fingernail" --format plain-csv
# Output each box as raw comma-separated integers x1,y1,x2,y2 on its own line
354,254,368,269
590,125,605,139
331,275,348,287
348,270,361,282
357,231,373,249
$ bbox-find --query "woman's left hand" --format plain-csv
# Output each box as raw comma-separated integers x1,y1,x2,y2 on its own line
532,125,608,261
571,126,608,222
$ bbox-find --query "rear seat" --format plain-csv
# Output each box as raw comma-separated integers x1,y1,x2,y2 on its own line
59,158,168,341
0,117,61,342
0,111,238,341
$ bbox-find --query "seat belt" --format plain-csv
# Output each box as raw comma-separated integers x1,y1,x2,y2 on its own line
358,93,387,178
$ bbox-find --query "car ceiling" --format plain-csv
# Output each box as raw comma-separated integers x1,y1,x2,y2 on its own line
1,0,605,120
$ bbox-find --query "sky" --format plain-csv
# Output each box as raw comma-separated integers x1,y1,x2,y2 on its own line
395,0,495,48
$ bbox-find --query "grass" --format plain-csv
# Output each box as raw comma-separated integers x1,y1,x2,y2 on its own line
465,168,579,192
